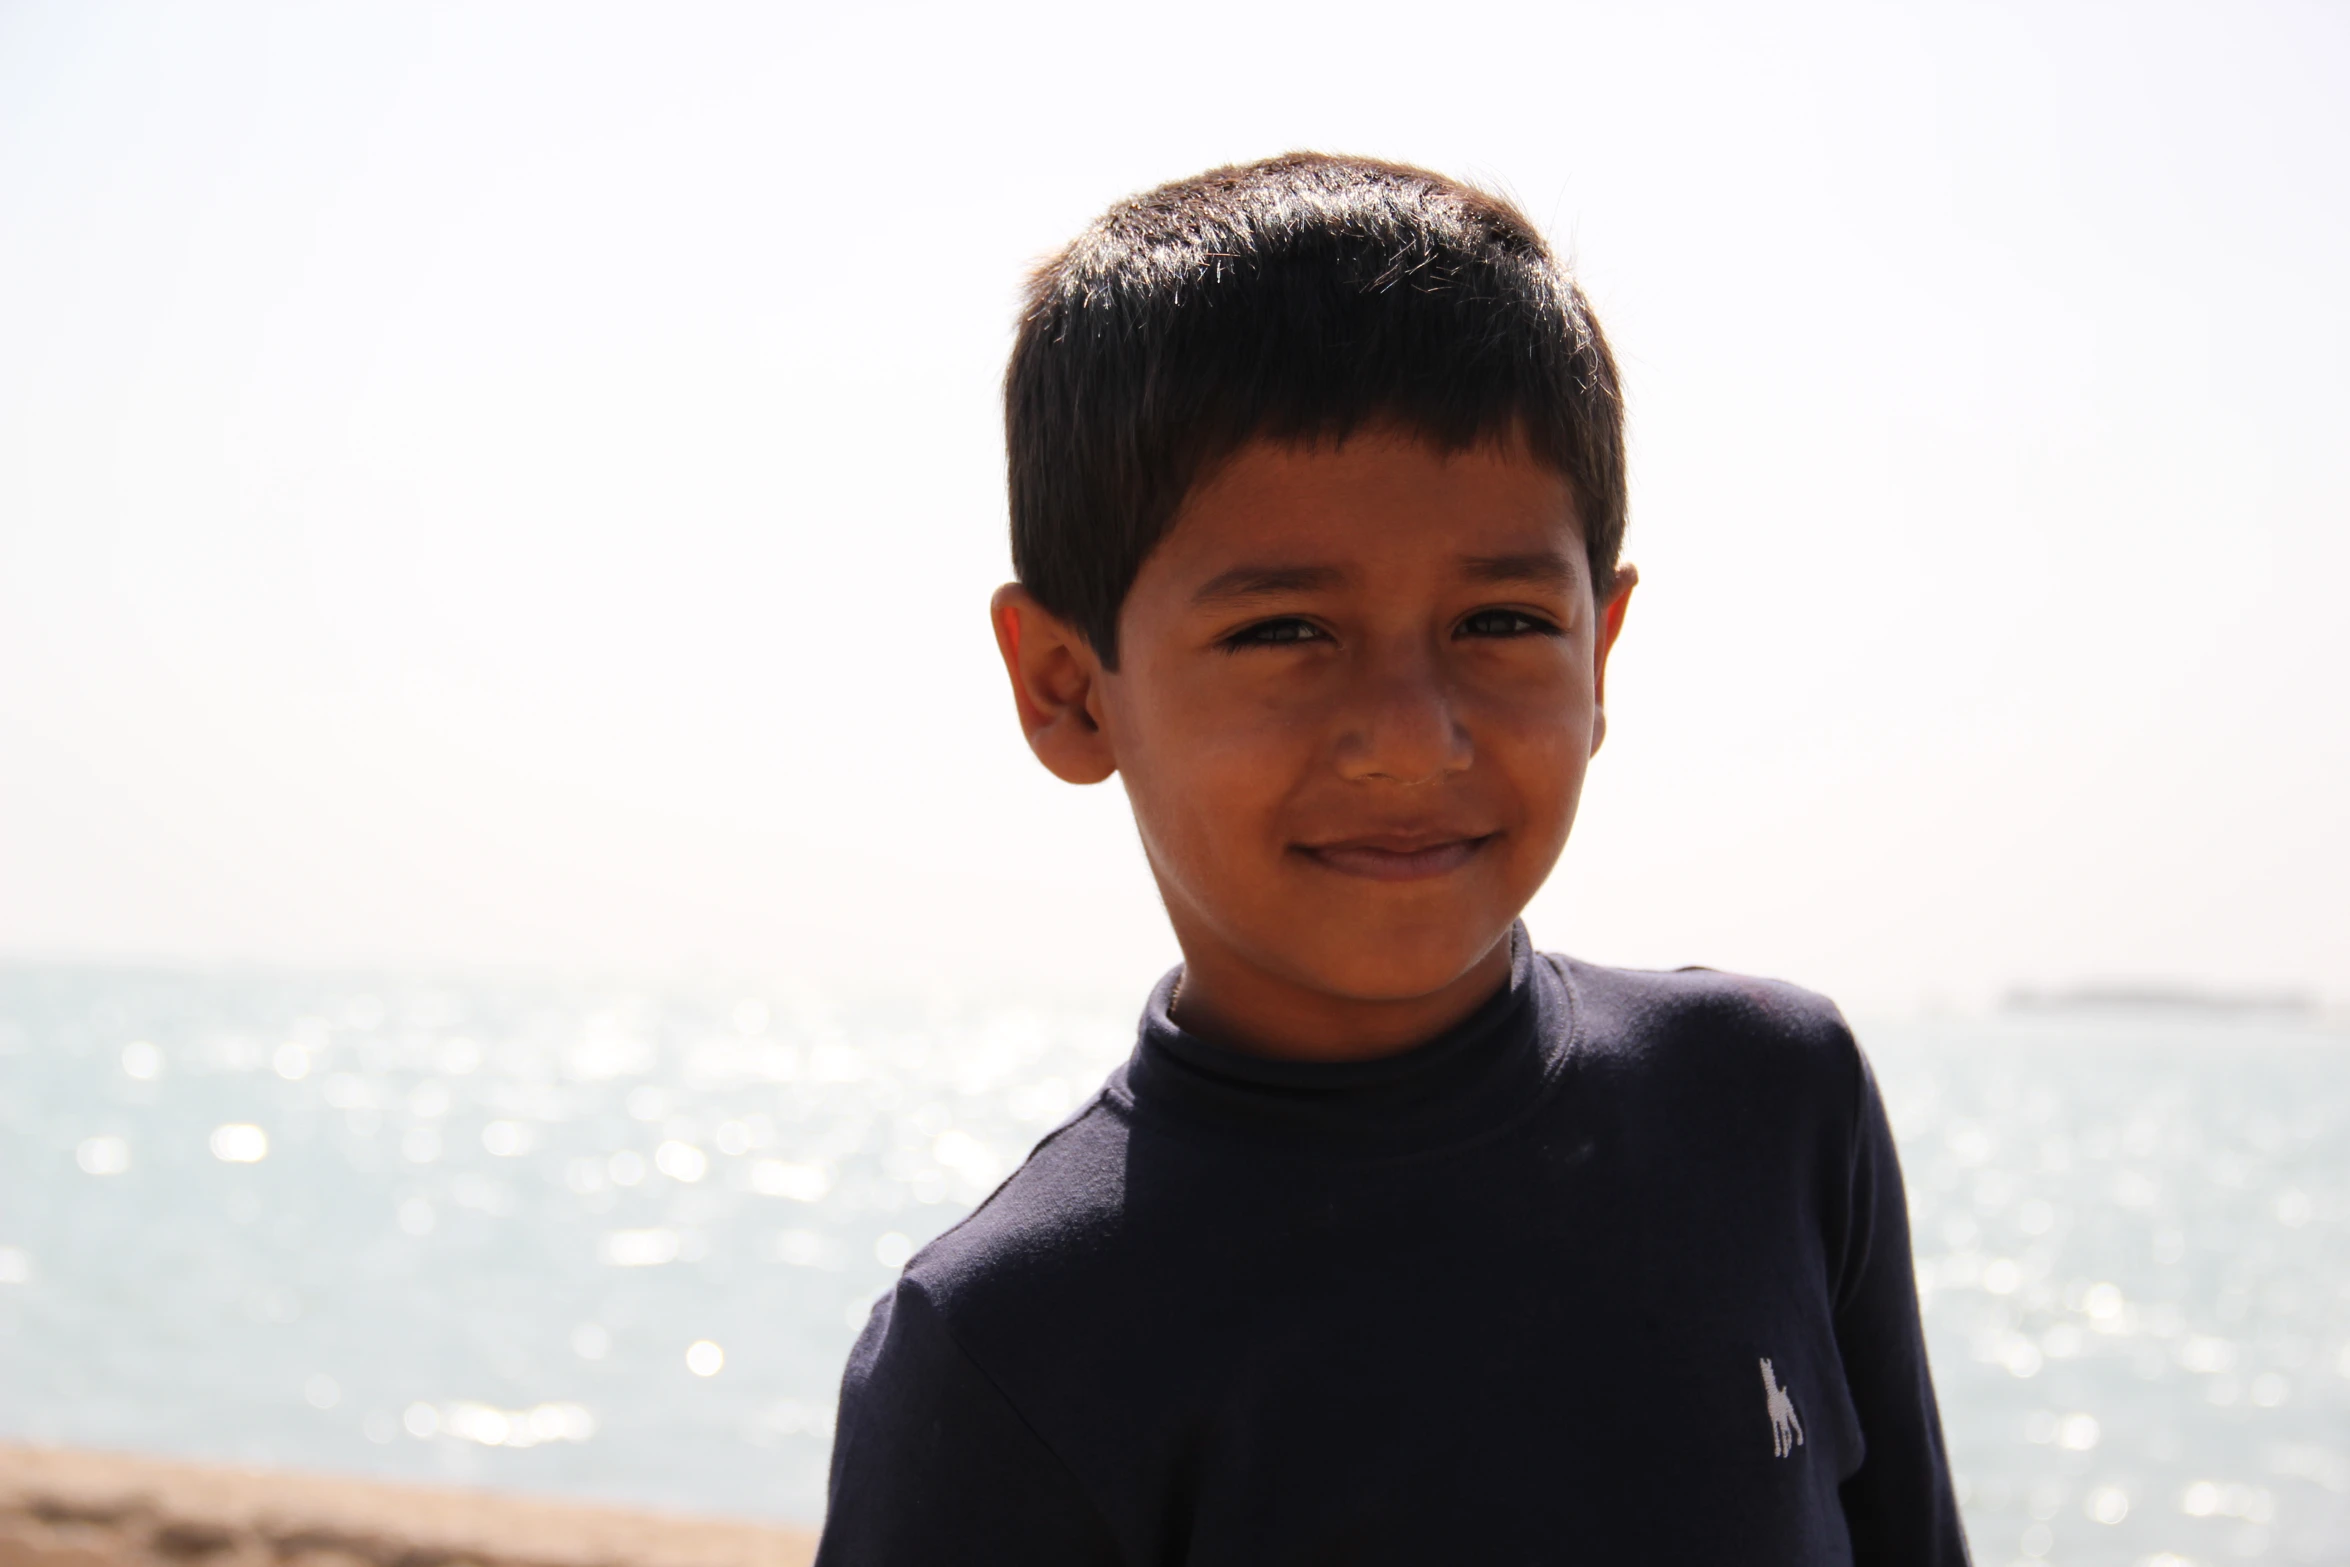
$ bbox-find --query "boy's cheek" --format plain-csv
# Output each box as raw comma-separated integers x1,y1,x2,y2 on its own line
1126,756,1294,871
1114,693,1326,804
1485,694,1601,787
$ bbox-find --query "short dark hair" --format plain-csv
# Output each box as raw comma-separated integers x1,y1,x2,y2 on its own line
1006,151,1626,667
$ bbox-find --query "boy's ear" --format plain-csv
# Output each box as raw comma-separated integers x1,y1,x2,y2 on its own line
1589,564,1637,757
990,584,1117,785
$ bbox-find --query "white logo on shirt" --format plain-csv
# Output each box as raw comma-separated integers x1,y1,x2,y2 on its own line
1760,1357,1805,1458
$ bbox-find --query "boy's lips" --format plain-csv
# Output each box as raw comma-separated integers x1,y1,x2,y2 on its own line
1293,832,1500,882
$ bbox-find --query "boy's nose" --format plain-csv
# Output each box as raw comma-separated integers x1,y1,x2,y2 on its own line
1331,647,1473,786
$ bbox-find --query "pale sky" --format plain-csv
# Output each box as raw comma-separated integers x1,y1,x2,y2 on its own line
2,1,2344,1015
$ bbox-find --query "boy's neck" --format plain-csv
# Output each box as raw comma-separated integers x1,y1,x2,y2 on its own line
1165,933,1514,1064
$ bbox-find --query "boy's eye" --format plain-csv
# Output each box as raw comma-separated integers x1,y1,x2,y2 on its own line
1224,617,1328,649
1457,608,1562,638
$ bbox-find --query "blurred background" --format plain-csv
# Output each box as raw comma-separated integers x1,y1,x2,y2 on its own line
2,2,2345,1562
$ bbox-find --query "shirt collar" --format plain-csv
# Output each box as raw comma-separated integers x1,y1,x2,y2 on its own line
1111,923,1577,1159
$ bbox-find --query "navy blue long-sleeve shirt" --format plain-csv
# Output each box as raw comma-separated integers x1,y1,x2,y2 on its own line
817,929,1968,1564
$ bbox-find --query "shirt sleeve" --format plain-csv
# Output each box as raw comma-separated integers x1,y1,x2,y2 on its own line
815,1280,1123,1567
1833,1046,1973,1566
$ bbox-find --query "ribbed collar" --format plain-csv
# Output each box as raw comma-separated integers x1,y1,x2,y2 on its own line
1109,924,1577,1161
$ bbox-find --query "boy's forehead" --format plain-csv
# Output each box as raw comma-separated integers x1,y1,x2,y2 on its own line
1157,429,1588,584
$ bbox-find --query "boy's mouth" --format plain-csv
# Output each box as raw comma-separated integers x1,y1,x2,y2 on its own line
1293,832,1500,882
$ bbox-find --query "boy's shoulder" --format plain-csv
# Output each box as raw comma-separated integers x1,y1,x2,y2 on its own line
895,1088,1133,1316
1558,953,1862,1069
1555,953,1871,1128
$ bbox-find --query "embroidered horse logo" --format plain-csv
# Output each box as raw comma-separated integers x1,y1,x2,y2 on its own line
1760,1357,1805,1458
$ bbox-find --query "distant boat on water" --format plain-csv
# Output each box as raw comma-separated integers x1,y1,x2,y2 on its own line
2001,982,2318,1018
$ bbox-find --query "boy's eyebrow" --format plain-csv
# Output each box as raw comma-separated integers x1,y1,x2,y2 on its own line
1189,551,1577,607
1189,564,1348,606
1458,549,1580,589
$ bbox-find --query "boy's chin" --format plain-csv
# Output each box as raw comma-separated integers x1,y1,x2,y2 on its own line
1247,908,1520,1006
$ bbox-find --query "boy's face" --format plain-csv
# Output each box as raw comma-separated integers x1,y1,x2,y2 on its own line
995,428,1633,1059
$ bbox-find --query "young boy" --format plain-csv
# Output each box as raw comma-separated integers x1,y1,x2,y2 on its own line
815,154,1967,1564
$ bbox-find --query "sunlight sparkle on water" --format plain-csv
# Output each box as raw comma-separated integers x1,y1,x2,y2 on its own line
654,1140,708,1182
750,1159,829,1201
601,1228,680,1267
2055,1413,2100,1450
406,1401,596,1447
209,1124,268,1163
481,1120,532,1157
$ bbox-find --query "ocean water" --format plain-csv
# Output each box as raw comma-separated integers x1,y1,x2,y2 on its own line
1,965,2344,1563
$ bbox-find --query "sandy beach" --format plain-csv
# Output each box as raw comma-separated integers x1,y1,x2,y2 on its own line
0,1446,816,1567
